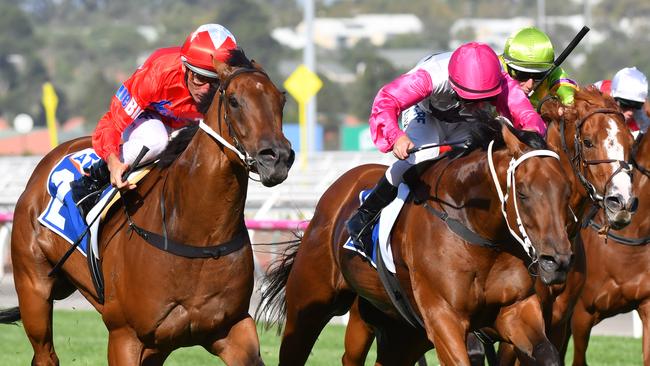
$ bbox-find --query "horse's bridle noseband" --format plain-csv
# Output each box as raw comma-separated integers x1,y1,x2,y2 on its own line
197,67,271,172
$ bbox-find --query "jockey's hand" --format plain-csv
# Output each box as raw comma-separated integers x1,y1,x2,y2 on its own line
106,154,136,190
392,135,415,160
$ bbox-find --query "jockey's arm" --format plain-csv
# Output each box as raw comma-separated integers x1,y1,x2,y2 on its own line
369,69,433,153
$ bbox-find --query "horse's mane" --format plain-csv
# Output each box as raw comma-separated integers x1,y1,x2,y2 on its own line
158,124,199,169
572,85,619,113
459,116,547,154
227,48,254,69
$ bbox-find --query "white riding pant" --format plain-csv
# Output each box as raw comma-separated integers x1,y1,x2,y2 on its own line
121,114,172,165
385,105,473,186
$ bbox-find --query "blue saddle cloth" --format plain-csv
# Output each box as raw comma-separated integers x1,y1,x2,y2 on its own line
37,148,113,257
343,189,381,268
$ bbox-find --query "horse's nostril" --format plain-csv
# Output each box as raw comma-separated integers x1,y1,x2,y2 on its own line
258,148,278,161
604,194,624,212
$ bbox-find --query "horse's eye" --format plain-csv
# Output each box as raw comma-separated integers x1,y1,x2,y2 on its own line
516,191,528,200
583,139,594,148
229,96,239,108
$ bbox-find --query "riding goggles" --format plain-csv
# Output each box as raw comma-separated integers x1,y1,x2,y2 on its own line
615,97,644,111
507,66,546,82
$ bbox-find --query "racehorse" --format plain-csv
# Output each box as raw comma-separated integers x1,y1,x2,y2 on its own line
492,86,638,364
569,131,650,365
259,118,575,365
0,49,294,365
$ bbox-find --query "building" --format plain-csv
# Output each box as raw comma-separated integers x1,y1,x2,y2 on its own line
272,14,423,50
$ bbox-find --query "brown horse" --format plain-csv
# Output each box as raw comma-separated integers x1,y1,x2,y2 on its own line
0,50,293,365
492,87,638,364
536,88,637,354
569,131,650,365
259,119,575,365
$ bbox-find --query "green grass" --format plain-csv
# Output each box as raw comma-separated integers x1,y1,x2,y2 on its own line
0,310,642,365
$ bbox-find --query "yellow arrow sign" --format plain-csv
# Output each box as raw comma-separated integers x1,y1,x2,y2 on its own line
42,82,59,147
284,64,322,104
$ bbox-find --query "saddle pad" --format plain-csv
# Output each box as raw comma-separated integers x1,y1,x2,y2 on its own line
38,148,153,258
343,183,410,273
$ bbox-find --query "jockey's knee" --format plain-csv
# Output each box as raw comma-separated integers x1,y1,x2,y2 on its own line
122,136,168,165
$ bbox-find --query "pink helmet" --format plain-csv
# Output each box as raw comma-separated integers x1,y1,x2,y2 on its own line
448,42,503,100
180,24,237,78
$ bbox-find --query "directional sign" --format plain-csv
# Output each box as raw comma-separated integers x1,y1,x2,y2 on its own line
284,64,322,104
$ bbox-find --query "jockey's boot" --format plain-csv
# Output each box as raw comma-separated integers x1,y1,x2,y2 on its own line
70,159,110,217
347,175,398,256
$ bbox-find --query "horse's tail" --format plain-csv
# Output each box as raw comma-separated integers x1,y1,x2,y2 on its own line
255,238,301,333
0,307,21,324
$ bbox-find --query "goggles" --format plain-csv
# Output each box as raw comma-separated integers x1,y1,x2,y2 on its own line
189,70,219,86
507,66,546,82
615,97,644,111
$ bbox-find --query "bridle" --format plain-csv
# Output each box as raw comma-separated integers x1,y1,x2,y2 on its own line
197,67,271,172
487,140,561,259
559,106,632,207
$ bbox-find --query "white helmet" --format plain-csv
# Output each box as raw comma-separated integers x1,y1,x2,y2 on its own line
611,67,648,103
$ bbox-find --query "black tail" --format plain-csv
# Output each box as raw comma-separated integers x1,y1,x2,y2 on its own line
255,240,301,334
0,307,21,325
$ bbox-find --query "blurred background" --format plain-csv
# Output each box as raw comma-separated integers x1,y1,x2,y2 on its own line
0,0,647,344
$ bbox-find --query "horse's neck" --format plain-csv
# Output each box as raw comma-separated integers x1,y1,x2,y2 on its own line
164,132,248,243
431,150,513,243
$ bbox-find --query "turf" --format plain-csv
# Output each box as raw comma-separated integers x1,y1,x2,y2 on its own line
0,310,642,365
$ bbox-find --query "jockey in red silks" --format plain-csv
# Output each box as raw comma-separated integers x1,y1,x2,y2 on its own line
594,67,650,133
347,42,547,251
71,24,237,209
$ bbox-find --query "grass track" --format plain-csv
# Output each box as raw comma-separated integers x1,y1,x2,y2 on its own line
0,310,642,365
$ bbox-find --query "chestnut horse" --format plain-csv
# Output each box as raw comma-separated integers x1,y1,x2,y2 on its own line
260,119,575,365
0,50,293,365
492,87,638,364
569,131,650,365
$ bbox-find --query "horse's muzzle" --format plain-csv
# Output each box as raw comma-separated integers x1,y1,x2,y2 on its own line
538,253,573,285
255,144,294,187
604,193,637,230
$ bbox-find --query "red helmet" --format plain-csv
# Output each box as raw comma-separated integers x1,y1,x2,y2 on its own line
448,42,503,100
180,24,237,78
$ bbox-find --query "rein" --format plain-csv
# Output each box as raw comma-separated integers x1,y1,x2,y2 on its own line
487,140,561,258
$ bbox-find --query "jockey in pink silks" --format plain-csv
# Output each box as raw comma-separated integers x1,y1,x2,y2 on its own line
347,42,547,251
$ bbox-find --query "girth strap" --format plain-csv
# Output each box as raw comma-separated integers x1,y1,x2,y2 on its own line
129,224,247,258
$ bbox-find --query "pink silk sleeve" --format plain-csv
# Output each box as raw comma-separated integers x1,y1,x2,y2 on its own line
369,69,433,153
496,73,547,137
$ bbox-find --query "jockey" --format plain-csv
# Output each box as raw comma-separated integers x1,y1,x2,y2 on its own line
501,26,578,108
594,67,650,132
346,42,546,251
71,24,237,211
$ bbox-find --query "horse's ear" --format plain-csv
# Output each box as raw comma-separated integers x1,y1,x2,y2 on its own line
212,58,234,80
539,98,561,124
251,59,265,71
502,124,526,157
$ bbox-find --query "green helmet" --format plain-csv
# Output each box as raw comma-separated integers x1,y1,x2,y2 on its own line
503,27,554,72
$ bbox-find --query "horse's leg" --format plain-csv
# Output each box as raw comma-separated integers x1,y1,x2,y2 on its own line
636,301,650,366
569,300,596,366
280,260,354,365
414,298,470,365
342,298,375,366
208,314,263,366
353,298,429,366
107,327,145,365
12,230,63,366
493,296,560,365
